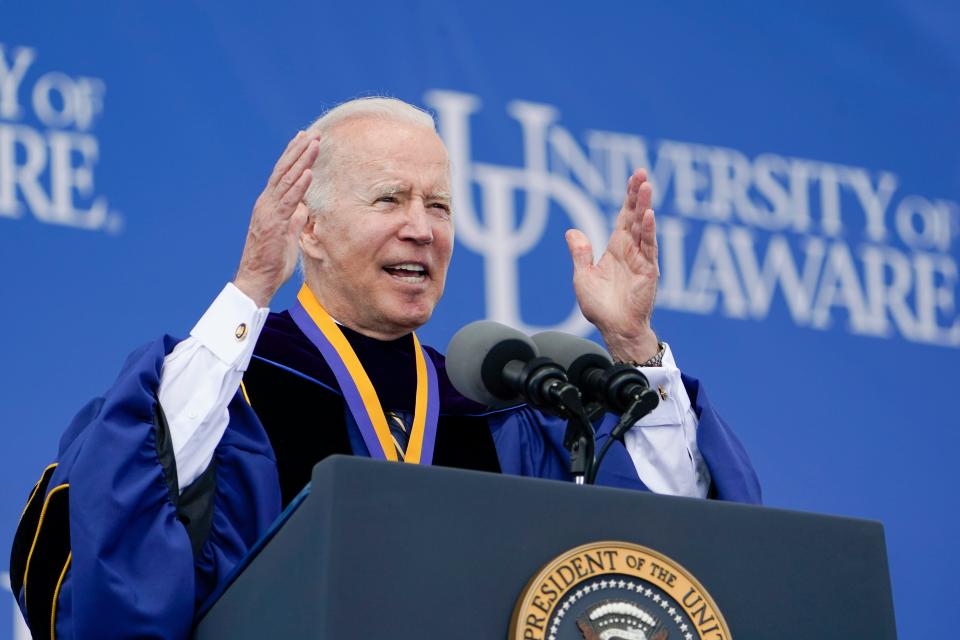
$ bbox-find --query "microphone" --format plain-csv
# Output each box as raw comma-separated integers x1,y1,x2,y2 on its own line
446,321,578,414
446,321,598,483
531,331,658,415
531,331,661,484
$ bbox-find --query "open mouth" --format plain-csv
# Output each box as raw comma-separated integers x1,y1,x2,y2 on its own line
383,262,429,283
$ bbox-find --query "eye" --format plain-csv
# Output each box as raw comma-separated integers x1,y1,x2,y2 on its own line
376,195,398,204
430,202,452,214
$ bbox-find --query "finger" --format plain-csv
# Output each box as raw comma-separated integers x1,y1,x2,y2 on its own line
276,139,320,198
565,229,594,273
633,167,648,182
636,179,653,215
640,209,658,264
614,174,636,229
267,131,309,188
623,173,638,211
278,169,313,217
615,168,648,230
618,196,644,233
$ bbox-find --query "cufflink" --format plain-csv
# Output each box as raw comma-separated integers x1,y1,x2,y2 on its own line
235,323,248,341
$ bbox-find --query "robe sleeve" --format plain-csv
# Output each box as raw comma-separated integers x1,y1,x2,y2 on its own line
487,406,572,481
9,337,282,640
683,374,762,504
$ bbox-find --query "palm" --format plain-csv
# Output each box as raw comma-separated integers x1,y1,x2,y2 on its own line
234,131,319,307
566,169,660,360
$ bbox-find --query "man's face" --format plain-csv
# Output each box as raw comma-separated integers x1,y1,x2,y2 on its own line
301,117,454,339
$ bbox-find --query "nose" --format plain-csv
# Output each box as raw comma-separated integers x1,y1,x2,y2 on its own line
399,199,434,244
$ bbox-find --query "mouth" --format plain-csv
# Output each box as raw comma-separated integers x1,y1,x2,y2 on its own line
383,262,429,284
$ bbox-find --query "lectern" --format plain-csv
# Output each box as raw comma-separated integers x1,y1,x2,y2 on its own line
194,456,897,639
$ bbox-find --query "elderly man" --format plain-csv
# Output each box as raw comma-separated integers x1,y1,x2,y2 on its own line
11,98,758,639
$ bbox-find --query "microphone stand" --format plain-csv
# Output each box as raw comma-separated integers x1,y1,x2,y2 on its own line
552,384,596,485
502,357,598,484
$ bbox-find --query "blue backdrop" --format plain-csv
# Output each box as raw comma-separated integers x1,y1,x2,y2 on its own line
2,2,957,637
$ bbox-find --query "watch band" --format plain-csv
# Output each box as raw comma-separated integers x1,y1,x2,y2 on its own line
615,341,665,367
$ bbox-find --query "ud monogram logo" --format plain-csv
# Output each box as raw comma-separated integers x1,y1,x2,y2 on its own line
425,89,960,347
425,89,608,337
510,541,732,640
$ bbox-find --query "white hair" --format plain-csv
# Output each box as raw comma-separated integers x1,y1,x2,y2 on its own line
302,96,438,214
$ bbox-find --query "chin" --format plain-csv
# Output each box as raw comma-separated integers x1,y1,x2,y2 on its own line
399,312,433,332
387,304,435,333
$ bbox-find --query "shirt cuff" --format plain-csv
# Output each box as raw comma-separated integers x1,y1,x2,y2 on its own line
633,341,687,428
189,282,270,370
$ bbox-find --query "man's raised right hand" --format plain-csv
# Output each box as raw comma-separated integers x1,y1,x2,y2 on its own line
233,130,320,307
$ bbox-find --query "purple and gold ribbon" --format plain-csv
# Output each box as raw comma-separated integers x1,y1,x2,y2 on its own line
288,284,439,464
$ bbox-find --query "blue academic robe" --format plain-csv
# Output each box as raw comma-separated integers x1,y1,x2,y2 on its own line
10,325,760,639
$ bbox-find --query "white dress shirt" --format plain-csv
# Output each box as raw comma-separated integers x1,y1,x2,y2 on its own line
158,283,711,497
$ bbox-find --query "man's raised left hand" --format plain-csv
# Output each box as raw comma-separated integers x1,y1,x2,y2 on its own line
566,168,661,363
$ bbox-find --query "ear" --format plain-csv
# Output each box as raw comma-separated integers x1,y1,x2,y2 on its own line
298,211,326,262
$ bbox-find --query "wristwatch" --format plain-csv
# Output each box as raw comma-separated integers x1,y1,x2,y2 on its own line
615,341,665,368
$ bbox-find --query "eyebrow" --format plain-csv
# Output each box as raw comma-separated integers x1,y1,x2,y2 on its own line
372,182,407,197
371,183,451,202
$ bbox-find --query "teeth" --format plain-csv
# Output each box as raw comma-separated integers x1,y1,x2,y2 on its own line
390,263,425,273
384,263,427,283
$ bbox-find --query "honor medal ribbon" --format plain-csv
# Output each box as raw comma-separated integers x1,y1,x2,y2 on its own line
288,285,439,464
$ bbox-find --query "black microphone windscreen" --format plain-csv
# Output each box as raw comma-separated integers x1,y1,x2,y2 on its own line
446,320,538,407
531,331,612,385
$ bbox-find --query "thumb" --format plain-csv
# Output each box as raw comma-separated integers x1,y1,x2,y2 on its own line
565,229,594,273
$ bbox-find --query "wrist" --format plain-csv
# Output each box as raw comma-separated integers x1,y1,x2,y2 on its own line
615,342,664,367
232,273,274,308
600,325,660,363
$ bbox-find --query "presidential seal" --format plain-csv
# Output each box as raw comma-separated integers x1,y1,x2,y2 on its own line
510,541,732,640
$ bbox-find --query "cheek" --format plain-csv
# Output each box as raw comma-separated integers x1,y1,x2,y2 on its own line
433,250,454,286
436,225,455,263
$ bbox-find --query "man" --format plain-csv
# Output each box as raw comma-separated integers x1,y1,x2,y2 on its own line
11,98,759,639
